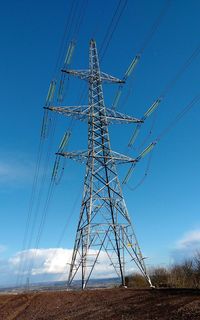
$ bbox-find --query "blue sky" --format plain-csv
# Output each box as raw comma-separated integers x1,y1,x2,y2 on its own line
0,0,200,286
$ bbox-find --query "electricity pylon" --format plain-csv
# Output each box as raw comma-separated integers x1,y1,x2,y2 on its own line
48,39,153,289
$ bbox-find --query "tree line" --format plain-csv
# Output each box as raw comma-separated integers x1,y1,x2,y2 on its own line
125,252,200,288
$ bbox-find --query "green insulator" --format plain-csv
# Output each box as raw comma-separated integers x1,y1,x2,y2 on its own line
58,80,64,102
112,87,122,110
64,41,76,65
143,98,162,120
46,82,53,103
123,164,135,185
46,80,56,104
51,159,60,181
138,142,156,160
64,44,72,65
41,109,49,139
49,81,56,102
128,124,141,147
124,55,140,80
59,131,71,151
66,42,75,65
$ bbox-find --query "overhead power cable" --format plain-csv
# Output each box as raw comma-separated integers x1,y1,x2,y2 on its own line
15,138,43,287
126,152,153,191
19,114,58,286
139,0,171,55
17,0,89,287
99,0,128,62
160,44,200,99
156,94,200,142
18,46,76,287
36,189,82,283
112,0,171,111
122,141,157,185
128,39,200,150
53,0,77,78
16,78,58,287
54,0,88,79
25,180,56,280
18,0,88,285
75,0,129,114
123,92,200,187
25,129,72,281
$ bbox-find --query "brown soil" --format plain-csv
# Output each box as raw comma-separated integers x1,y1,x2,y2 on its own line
0,288,200,320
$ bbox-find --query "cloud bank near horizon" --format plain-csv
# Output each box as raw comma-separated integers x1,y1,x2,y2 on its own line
0,247,120,287
1,228,199,287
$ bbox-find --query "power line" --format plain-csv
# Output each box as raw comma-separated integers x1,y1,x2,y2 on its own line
160,44,200,99
125,92,200,190
16,78,59,286
127,40,200,151
126,152,153,191
156,94,200,142
99,0,128,62
18,9,85,285
53,0,77,77
73,0,129,116
16,137,44,286
18,113,58,286
112,0,171,111
139,0,171,55
36,189,82,283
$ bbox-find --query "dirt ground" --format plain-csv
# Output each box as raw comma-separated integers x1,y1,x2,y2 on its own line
0,288,200,320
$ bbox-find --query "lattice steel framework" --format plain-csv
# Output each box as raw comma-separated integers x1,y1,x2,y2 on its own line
48,39,153,289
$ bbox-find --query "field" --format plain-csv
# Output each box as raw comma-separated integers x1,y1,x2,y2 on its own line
0,288,200,320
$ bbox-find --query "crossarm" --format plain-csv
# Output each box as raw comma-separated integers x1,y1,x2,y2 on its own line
46,106,89,121
46,106,143,124
106,109,143,124
57,150,137,164
61,69,125,84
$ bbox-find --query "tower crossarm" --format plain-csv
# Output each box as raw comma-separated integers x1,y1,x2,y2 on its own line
61,69,125,84
57,150,88,163
100,72,125,84
57,150,137,164
46,105,90,121
46,106,143,124
106,108,143,124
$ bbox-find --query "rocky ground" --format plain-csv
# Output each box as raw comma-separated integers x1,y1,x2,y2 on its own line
0,288,200,319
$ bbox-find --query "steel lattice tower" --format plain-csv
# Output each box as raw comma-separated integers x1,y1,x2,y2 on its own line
48,39,153,289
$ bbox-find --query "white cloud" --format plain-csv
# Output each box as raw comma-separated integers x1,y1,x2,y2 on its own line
0,160,33,185
0,244,6,253
8,248,118,282
0,247,139,287
0,149,38,188
10,248,72,276
171,229,200,262
176,230,200,248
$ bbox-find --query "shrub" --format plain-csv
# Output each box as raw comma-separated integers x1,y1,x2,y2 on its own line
150,267,169,287
125,273,149,288
125,251,200,289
